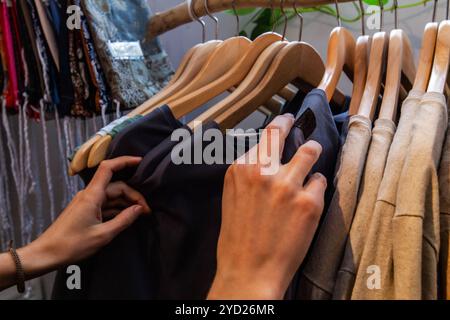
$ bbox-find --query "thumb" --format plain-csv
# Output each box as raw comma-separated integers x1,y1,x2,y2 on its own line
101,205,145,239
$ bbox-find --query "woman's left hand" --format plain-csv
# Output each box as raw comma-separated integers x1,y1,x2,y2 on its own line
17,156,151,280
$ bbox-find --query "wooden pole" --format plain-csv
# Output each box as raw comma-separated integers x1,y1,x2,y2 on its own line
146,0,356,40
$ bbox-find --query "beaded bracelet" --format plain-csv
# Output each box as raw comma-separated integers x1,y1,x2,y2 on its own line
8,240,25,294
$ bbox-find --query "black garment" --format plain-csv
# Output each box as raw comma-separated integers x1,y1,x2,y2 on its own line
54,106,182,300
53,91,342,299
78,105,183,187
14,3,42,105
56,0,74,116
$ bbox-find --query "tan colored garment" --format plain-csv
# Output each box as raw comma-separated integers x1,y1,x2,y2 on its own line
393,92,447,300
333,118,396,300
439,115,450,300
297,115,372,299
352,90,424,300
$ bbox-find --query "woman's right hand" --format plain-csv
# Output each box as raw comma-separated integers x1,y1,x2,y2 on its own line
208,115,327,300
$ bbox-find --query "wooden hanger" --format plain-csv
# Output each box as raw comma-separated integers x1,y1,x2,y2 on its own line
348,35,370,116
192,1,350,129
69,40,220,174
317,27,355,102
378,29,416,121
167,46,197,86
164,33,281,118
189,40,289,129
413,22,438,92
87,33,282,168
215,23,355,128
215,41,328,129
348,0,370,116
427,21,450,93
357,32,388,120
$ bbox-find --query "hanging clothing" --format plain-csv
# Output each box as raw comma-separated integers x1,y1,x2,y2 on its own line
76,0,110,114
439,112,450,300
27,0,53,106
392,92,447,300
18,0,46,111
15,0,42,106
80,0,173,109
55,0,74,116
34,0,59,71
0,22,6,94
352,90,424,299
333,118,396,300
1,1,19,108
295,114,372,300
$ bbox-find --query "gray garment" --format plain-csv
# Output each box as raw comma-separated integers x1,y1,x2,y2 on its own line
393,92,447,300
297,115,372,299
352,90,424,300
333,118,396,300
81,0,173,108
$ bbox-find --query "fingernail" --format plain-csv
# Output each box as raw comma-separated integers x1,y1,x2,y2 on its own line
284,113,295,119
313,173,327,187
305,140,323,151
134,205,144,213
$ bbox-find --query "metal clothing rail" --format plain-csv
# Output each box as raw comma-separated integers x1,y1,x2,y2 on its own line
146,0,355,40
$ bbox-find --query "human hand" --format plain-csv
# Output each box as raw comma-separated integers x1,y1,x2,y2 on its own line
208,115,327,300
18,156,151,280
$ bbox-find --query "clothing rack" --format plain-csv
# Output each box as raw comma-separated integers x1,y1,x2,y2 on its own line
146,0,355,39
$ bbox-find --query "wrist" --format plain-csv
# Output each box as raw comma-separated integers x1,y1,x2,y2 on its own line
17,240,62,280
208,269,285,300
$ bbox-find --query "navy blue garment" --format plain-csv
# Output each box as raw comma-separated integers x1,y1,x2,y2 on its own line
53,93,343,300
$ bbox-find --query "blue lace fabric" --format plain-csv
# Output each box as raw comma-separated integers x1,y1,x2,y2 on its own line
80,0,174,109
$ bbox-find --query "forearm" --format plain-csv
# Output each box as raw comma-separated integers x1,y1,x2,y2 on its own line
0,242,59,291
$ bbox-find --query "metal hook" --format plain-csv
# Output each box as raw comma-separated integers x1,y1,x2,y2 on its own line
358,0,365,35
335,0,341,27
393,0,398,29
432,0,438,22
293,1,304,41
280,0,288,40
231,0,240,37
270,0,276,33
446,0,449,20
379,0,384,31
188,0,206,43
204,0,219,40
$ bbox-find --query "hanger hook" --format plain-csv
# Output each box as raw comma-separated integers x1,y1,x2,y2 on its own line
280,0,288,40
231,0,240,37
432,0,438,22
447,0,449,20
270,0,276,33
293,1,304,41
358,0,365,35
204,0,219,40
335,0,341,27
393,0,398,29
378,0,384,31
188,0,206,43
